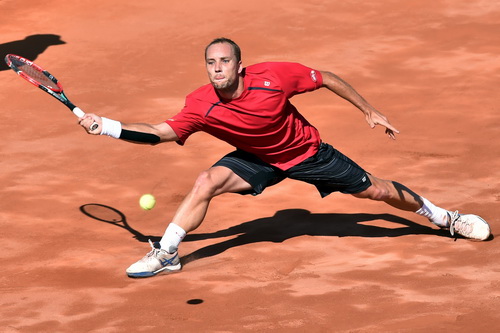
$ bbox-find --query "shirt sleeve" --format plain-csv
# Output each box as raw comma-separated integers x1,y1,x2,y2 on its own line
165,97,204,145
266,62,323,98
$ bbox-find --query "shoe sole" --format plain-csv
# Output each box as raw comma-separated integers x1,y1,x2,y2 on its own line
127,263,182,278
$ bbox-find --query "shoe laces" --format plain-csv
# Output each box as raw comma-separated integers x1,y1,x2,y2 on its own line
145,239,179,267
449,210,472,238
145,239,163,259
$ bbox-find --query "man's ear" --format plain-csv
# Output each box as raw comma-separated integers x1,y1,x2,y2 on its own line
238,61,243,74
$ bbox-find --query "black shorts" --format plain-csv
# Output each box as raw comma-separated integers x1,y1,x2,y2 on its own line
213,142,372,197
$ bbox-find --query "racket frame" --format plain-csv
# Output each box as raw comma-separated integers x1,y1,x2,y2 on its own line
5,54,97,129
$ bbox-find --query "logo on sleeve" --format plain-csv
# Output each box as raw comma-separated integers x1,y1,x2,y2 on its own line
310,70,317,83
264,81,271,86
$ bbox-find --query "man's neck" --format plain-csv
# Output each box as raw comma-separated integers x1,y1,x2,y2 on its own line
217,77,244,101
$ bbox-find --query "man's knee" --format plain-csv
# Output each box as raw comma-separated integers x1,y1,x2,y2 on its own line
192,169,221,199
353,177,392,201
368,185,391,201
191,167,248,198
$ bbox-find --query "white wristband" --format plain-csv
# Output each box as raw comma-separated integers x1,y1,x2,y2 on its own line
100,117,122,139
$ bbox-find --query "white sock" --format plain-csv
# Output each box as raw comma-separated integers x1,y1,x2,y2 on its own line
159,223,186,253
415,197,450,228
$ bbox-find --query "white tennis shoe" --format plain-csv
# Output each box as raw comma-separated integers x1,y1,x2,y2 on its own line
126,239,181,278
448,211,491,241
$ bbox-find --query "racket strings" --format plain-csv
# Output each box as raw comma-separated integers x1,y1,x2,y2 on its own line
10,57,60,91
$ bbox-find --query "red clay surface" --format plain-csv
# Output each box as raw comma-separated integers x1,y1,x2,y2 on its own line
1,1,499,332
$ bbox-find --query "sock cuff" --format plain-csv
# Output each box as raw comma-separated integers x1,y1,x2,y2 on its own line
168,223,187,239
415,197,434,218
415,197,449,227
159,223,187,253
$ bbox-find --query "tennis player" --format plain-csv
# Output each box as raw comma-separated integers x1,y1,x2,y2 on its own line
79,37,491,278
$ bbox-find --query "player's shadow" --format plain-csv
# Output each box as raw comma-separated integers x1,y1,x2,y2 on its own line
79,205,451,267
0,34,66,71
180,209,447,265
79,204,449,266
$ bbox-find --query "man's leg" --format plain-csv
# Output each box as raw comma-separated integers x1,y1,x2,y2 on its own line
353,174,490,240
159,166,253,251
126,166,253,278
352,174,424,212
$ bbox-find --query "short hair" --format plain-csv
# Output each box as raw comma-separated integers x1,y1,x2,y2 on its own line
205,37,241,62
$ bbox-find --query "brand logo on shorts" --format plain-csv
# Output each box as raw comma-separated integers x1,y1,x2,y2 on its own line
362,176,367,182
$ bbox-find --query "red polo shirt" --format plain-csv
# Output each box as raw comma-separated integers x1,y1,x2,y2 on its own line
166,62,324,170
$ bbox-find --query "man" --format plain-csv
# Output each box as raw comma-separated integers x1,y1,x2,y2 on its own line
79,37,491,278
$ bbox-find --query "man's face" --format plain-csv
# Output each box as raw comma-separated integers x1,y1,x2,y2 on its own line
205,42,242,91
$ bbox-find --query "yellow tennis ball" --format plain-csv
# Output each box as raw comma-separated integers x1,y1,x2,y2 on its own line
139,194,156,210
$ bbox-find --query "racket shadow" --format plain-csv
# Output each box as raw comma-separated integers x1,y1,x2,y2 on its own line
79,203,161,242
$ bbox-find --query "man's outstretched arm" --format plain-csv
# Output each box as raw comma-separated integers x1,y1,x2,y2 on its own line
79,114,179,144
319,70,400,139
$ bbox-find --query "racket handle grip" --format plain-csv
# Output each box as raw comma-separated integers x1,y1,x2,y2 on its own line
73,107,99,131
72,107,85,118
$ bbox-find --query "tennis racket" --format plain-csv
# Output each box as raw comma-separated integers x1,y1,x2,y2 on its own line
5,54,98,131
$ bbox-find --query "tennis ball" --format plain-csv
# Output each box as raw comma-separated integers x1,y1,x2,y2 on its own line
139,194,156,210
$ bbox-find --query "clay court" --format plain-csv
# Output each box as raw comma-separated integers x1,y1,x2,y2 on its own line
1,0,499,332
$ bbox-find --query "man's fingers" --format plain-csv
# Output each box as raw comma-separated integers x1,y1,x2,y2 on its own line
366,112,399,138
387,124,400,134
385,128,397,140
